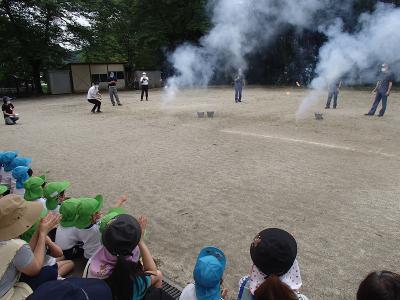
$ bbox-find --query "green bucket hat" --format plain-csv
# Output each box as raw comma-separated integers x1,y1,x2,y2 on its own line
59,198,81,228
24,176,45,201
43,181,71,210
0,185,8,195
19,207,48,242
75,195,103,229
99,207,125,234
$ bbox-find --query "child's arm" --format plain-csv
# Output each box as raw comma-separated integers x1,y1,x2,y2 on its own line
113,193,128,208
45,236,63,258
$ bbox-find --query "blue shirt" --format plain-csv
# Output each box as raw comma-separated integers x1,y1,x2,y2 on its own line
378,72,395,93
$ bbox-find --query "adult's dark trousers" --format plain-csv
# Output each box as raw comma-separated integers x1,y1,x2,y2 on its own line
88,99,101,112
141,85,149,100
368,92,388,116
326,91,339,108
235,85,243,102
4,116,19,125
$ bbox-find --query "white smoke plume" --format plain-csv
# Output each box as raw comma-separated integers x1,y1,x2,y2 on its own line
298,3,400,116
165,0,336,98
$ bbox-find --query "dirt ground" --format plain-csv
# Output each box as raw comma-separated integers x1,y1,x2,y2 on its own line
2,87,400,299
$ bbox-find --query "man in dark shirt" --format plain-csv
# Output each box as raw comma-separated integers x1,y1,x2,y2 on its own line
365,64,395,117
107,72,122,106
2,96,19,125
234,69,245,103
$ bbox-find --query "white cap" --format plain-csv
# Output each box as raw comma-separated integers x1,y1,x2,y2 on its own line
143,72,146,75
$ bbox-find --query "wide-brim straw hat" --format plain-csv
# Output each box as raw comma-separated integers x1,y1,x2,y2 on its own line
0,194,43,240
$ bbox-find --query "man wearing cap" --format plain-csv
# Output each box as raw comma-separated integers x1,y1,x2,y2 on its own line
140,72,149,101
0,194,61,298
180,246,228,300
55,196,103,259
107,72,122,106
365,64,395,117
2,96,19,125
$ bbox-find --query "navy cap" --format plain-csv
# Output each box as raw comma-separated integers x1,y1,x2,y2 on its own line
27,278,112,300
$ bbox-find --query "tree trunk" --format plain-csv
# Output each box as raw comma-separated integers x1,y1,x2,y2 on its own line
32,62,43,94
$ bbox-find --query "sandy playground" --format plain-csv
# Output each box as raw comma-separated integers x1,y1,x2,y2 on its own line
1,87,400,300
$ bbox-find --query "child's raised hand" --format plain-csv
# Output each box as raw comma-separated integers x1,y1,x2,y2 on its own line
138,215,147,238
115,193,128,207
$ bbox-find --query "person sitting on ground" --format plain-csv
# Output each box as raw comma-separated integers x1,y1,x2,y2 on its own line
237,228,308,300
87,194,143,279
0,151,19,188
101,214,163,300
87,81,102,113
43,181,70,212
19,207,75,278
55,195,103,260
0,194,61,298
24,176,47,209
2,96,19,125
9,157,32,193
26,277,113,300
11,166,32,196
180,247,228,300
357,271,400,300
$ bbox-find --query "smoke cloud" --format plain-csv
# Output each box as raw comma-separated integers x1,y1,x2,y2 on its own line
165,0,336,96
298,3,400,115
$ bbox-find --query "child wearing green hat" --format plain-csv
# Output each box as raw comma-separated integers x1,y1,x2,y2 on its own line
43,181,70,212
55,195,104,260
24,176,47,209
0,184,8,197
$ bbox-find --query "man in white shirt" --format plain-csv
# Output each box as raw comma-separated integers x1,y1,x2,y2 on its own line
87,81,102,113
140,72,149,101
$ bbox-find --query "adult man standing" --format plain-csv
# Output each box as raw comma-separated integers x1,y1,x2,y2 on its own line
234,69,245,103
140,72,149,101
2,96,19,125
108,72,122,106
365,64,395,117
325,80,342,109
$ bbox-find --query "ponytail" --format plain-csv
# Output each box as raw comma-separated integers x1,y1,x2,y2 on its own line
106,256,144,300
254,275,298,300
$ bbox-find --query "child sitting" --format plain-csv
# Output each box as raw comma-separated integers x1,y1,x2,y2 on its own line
23,176,47,209
43,181,70,212
180,247,228,300
11,166,31,196
55,195,103,260
0,151,19,188
9,157,32,193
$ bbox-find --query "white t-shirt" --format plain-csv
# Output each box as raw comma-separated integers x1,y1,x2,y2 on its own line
87,85,99,99
140,76,149,85
55,224,102,259
180,283,224,300
0,168,11,186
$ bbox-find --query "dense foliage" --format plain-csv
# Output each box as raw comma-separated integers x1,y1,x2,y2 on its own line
0,0,399,93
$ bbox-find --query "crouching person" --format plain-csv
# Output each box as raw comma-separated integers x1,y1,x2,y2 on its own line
237,228,308,300
2,97,19,125
180,247,228,300
0,194,60,299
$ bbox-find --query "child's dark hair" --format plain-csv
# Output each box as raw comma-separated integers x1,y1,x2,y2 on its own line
357,271,400,300
27,168,33,177
106,256,145,300
254,275,299,300
93,81,100,85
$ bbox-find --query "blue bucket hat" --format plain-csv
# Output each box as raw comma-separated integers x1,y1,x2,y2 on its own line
26,278,112,300
7,157,32,172
0,151,19,170
193,247,226,300
12,166,31,189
